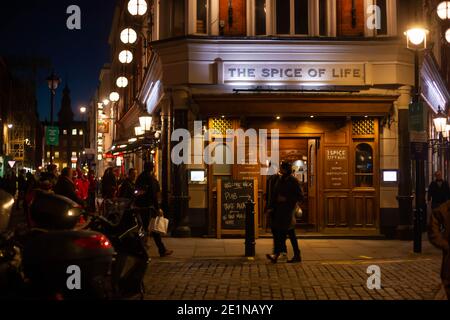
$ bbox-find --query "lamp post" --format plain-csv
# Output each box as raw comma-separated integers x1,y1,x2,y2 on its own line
80,106,87,166
46,72,61,165
405,26,429,253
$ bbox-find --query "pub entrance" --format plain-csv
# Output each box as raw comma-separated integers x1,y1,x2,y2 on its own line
263,138,319,233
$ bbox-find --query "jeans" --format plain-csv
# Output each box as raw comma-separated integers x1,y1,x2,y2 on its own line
271,228,301,257
152,232,167,256
287,228,301,257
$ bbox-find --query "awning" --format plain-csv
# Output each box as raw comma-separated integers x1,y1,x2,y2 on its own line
192,92,398,117
107,136,159,156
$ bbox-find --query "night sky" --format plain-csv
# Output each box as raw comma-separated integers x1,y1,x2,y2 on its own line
0,0,116,121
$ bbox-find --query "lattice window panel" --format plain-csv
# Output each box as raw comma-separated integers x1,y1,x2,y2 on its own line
352,119,375,135
209,118,233,135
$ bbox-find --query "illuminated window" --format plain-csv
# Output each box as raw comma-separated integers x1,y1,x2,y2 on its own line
55,152,59,159
196,0,207,34
46,151,50,158
355,143,374,187
63,129,68,135
71,163,77,169
72,152,77,157
255,0,267,35
79,129,84,135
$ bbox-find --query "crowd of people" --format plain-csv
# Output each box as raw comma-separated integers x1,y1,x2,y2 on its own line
0,162,172,258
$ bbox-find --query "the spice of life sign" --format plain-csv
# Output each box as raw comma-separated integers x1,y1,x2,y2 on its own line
223,63,365,85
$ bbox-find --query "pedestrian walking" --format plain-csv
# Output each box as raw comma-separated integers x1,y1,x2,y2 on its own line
135,162,173,257
17,169,26,209
101,167,118,200
427,170,450,209
266,161,303,263
87,169,97,213
118,168,137,199
54,167,84,206
428,200,450,300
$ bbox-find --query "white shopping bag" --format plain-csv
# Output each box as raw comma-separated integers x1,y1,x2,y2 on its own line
149,216,169,235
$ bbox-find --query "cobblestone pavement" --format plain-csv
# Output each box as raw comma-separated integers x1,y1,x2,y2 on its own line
143,238,446,300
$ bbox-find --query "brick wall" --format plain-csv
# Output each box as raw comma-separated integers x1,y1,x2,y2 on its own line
219,0,246,36
337,0,365,37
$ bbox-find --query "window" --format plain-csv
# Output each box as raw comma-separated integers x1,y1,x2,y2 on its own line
255,0,267,35
79,129,84,135
63,129,67,135
72,152,77,157
375,0,387,35
355,143,373,187
72,129,77,136
71,163,77,169
46,151,50,158
173,0,186,37
276,0,290,34
319,0,327,36
196,0,208,34
275,0,309,35
295,0,309,35
55,152,59,159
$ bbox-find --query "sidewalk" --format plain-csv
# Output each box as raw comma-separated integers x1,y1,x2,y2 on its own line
142,237,446,300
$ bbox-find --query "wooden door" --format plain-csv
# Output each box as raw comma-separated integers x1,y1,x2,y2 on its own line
307,139,318,229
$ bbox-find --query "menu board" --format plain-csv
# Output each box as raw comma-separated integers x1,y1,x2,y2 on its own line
216,179,258,238
325,147,349,189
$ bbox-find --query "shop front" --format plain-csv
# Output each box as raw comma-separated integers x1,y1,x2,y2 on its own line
192,93,397,235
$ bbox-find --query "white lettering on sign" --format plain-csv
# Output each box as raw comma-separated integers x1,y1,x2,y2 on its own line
327,149,347,161
223,63,365,85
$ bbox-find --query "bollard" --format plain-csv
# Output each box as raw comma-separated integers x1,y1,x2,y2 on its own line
413,207,422,253
245,199,256,257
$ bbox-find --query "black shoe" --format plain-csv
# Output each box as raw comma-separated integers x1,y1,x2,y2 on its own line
287,255,302,263
160,250,173,257
266,254,279,264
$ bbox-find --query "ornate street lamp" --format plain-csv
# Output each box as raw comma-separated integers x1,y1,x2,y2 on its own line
404,26,429,254
135,126,145,136
120,28,138,44
433,106,448,133
46,71,61,165
128,0,148,16
404,27,429,50
139,115,153,132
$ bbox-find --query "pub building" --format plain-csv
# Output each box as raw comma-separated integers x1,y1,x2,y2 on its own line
100,0,450,238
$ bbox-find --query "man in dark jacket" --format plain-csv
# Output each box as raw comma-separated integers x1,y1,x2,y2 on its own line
135,162,173,257
118,168,137,199
266,161,303,263
54,167,84,206
428,171,450,209
428,200,450,300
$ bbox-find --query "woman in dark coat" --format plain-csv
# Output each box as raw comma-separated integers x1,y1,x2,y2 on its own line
428,201,450,300
266,161,303,263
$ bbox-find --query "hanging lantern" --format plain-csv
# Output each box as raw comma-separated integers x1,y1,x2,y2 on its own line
120,28,138,44
128,0,148,16
119,50,133,64
116,76,129,88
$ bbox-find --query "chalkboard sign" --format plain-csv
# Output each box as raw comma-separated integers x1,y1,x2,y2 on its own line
216,179,258,238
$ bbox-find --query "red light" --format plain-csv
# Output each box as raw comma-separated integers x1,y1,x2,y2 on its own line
74,234,112,249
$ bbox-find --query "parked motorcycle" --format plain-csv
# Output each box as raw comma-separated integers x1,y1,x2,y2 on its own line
87,198,150,299
1,190,115,300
